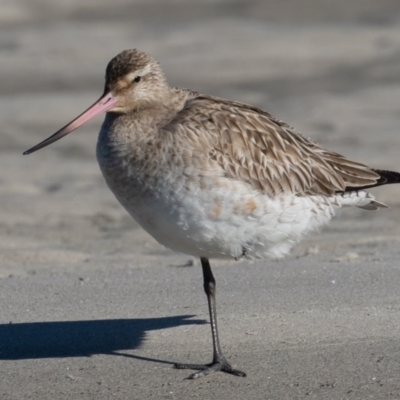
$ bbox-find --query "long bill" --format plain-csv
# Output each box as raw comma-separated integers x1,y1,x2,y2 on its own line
23,91,117,155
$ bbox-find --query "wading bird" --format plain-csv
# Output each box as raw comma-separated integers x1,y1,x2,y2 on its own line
24,49,400,379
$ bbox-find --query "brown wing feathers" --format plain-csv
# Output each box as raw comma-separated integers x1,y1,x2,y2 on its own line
175,94,400,196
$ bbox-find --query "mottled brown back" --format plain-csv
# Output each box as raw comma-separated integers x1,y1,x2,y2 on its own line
166,92,387,197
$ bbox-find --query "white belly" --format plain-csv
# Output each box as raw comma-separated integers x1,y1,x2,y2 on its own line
99,166,347,260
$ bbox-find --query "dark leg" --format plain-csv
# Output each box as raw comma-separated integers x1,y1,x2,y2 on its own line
174,257,246,379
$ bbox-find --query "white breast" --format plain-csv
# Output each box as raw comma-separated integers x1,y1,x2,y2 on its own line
96,149,362,261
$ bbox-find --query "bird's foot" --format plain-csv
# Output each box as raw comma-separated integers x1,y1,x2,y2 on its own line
174,357,246,379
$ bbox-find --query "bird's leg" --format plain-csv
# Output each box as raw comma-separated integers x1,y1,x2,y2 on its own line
174,257,246,379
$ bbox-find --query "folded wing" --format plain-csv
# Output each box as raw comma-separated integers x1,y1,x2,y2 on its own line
166,92,398,197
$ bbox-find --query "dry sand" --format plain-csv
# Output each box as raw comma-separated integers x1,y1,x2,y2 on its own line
1,1,400,399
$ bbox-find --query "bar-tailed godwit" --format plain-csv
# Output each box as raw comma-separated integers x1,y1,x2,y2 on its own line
24,49,400,379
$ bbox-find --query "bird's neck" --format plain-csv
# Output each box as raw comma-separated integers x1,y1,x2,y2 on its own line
99,88,188,147
96,88,188,176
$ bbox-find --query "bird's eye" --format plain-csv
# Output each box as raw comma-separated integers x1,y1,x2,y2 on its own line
133,76,141,83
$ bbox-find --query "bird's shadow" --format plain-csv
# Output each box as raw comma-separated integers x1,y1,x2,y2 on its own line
0,315,206,365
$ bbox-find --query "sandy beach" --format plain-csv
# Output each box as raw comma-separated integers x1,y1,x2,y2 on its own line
1,1,400,398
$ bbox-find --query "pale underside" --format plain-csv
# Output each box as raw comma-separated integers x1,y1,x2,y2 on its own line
97,89,386,260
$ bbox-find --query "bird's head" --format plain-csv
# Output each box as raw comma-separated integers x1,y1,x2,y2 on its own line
24,49,167,155
104,49,168,113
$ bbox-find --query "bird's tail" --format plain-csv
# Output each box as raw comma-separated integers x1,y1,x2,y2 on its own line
340,169,400,210
372,169,400,187
344,169,400,192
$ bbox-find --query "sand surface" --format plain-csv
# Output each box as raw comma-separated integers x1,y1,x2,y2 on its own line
1,1,400,399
